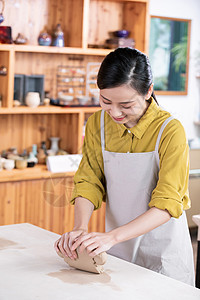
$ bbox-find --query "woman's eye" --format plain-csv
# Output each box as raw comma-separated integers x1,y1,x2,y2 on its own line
121,106,131,109
103,100,110,105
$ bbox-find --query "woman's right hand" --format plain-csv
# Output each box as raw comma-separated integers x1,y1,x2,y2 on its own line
54,229,87,260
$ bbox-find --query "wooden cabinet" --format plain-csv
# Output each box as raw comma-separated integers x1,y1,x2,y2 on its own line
0,0,149,233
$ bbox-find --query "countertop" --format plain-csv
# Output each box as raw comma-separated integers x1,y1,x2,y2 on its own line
0,223,200,300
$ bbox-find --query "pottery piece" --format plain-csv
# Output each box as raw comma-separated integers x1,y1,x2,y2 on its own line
37,148,46,164
0,157,5,171
0,0,4,24
43,98,50,106
27,152,38,164
15,159,27,169
46,149,56,156
0,65,7,75
3,159,15,170
113,30,130,38
49,137,60,154
0,26,12,44
77,96,89,105
14,33,27,44
25,92,40,108
52,24,64,47
32,144,37,157
38,31,52,46
13,100,21,107
27,161,35,168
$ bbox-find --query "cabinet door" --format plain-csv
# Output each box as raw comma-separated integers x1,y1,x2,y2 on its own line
0,177,106,234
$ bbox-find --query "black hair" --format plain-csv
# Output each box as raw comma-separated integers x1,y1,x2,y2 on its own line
97,47,158,105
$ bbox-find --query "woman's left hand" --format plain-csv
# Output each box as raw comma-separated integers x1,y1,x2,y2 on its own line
71,231,116,257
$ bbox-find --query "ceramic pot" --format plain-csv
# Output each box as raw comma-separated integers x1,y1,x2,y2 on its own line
3,159,15,170
25,92,40,108
37,149,46,164
38,32,52,46
15,159,27,169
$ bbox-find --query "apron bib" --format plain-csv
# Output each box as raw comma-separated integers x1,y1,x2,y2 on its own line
101,110,195,286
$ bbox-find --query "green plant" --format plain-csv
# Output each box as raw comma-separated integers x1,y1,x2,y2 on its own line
171,36,188,73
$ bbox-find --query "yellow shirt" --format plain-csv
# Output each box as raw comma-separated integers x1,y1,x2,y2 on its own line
71,98,190,218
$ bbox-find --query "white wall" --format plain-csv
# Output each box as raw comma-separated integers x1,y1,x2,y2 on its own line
149,0,200,140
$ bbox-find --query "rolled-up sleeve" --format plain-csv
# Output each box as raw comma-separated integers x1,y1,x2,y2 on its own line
71,116,105,210
149,121,190,218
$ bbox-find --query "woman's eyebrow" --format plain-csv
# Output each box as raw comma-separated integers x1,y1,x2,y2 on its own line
100,94,135,104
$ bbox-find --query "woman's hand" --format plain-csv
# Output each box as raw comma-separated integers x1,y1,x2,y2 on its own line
54,229,87,260
71,231,116,257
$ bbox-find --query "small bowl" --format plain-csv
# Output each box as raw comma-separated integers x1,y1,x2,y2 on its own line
77,96,89,105
114,30,130,38
58,93,74,102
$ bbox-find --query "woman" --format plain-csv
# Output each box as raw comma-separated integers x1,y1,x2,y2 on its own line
55,48,195,285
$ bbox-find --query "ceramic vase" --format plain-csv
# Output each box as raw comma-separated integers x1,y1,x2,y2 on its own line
52,24,64,47
49,137,60,154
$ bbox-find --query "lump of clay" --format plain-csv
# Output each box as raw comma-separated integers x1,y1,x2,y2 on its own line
57,247,107,274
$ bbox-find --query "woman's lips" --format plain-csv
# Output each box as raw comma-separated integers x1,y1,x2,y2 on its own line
112,116,126,121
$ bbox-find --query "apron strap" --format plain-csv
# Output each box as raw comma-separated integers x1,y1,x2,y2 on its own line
101,110,105,151
154,116,174,166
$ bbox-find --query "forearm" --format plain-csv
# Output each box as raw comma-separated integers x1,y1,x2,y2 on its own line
111,207,171,244
73,197,94,231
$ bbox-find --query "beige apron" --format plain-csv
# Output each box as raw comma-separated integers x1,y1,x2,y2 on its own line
101,110,195,286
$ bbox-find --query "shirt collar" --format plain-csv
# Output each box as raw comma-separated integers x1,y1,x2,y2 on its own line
115,97,160,139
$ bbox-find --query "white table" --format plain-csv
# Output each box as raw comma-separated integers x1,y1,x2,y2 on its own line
0,223,200,300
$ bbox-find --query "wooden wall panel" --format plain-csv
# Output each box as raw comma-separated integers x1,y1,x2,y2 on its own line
123,2,147,52
88,0,147,51
3,0,84,47
88,0,123,45
0,114,79,154
0,177,106,235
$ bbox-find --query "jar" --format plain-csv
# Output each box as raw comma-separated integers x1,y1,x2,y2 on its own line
38,31,52,46
3,159,15,170
25,92,40,108
15,159,27,170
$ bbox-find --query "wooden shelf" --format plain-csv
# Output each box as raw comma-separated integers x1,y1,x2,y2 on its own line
0,164,75,183
0,44,111,56
0,105,101,114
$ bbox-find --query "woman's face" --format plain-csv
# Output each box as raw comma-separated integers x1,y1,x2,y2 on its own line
99,84,152,128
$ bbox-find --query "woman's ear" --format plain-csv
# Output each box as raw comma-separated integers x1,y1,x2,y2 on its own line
145,83,154,100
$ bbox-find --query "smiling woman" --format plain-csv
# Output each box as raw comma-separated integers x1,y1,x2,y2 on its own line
55,48,195,286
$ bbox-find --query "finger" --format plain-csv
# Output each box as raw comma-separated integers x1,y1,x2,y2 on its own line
71,233,92,251
79,237,96,253
54,238,64,257
89,247,103,257
68,236,78,259
59,234,74,259
85,242,99,254
54,238,62,254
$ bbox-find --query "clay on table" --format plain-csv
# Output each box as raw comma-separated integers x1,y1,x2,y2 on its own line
57,248,107,274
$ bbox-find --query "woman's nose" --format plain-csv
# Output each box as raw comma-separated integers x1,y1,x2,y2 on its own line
109,105,122,117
